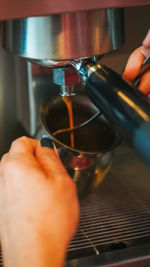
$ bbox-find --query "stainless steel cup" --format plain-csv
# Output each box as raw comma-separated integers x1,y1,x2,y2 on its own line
39,91,120,198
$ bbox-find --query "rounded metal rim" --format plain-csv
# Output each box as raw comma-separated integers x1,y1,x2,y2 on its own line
40,98,121,157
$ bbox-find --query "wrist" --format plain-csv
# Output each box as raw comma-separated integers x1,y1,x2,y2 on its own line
1,226,67,267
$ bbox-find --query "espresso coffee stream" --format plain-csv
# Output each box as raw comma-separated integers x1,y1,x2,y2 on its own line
62,96,75,148
44,93,118,152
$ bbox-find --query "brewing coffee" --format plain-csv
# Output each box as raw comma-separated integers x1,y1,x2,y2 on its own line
42,94,118,153
61,96,75,148
40,92,120,198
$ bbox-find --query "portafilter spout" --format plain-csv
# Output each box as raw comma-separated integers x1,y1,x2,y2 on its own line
72,59,150,166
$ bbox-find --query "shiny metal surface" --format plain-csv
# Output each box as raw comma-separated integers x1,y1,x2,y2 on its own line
39,92,120,198
53,67,79,96
40,93,120,155
3,9,124,61
0,24,25,158
0,6,150,267
52,111,101,136
67,144,150,266
15,59,58,136
59,150,112,199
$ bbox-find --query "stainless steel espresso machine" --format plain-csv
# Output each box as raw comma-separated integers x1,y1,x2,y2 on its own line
1,0,150,266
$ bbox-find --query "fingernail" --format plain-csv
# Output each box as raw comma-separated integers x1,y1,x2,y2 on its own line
40,137,54,149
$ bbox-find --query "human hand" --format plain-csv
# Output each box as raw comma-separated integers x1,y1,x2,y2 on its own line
0,137,79,267
122,29,150,96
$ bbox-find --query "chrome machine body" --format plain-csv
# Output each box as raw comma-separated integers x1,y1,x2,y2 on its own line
3,8,124,136
1,0,150,266
3,9,124,64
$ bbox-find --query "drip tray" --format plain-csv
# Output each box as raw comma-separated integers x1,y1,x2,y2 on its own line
67,144,150,266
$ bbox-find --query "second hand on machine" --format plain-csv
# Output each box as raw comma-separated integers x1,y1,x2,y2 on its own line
72,58,150,166
51,56,150,165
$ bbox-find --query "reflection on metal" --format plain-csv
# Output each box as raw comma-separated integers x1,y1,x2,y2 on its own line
67,146,150,266
15,59,59,136
0,23,26,157
118,91,150,121
93,161,112,188
39,92,119,198
79,226,100,255
3,9,124,62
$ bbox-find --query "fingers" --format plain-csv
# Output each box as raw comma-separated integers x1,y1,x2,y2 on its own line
0,136,71,182
139,69,150,95
0,137,41,178
35,142,69,178
122,46,146,81
123,29,150,95
8,136,38,156
0,136,74,193
122,38,150,95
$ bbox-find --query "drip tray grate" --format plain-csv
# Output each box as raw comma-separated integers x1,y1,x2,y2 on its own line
68,147,150,260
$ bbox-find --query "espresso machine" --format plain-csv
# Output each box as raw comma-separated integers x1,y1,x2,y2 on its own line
1,0,150,266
